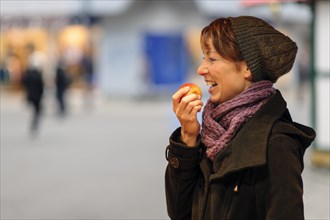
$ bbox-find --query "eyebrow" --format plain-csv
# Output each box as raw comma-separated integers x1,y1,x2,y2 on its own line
206,50,217,55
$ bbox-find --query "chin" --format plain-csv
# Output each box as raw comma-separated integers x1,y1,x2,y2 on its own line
210,97,220,105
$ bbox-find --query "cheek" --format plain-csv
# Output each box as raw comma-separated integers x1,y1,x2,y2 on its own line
218,78,241,102
219,82,229,99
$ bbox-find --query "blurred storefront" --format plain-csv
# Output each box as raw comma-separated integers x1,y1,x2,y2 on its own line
0,14,98,90
0,24,49,88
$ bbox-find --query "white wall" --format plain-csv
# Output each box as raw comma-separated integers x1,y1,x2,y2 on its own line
0,0,133,17
315,1,330,150
0,0,81,16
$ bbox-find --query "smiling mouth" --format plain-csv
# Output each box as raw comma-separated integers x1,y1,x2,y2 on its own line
206,81,218,88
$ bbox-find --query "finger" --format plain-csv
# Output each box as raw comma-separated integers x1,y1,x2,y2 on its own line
196,104,203,112
172,86,190,111
179,93,202,110
193,104,203,114
178,99,203,119
173,86,190,102
189,104,203,118
187,105,203,121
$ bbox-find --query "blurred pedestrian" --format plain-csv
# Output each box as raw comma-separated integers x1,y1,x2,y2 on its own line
22,43,45,135
3,49,23,87
297,47,311,101
165,16,316,220
22,66,44,134
0,62,10,84
55,60,71,116
81,53,94,111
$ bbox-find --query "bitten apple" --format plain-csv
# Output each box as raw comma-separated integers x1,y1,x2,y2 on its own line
179,83,202,98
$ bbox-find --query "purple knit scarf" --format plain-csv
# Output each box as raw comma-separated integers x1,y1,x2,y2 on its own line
201,80,276,161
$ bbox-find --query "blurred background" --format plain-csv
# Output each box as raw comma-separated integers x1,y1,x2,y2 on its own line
1,0,329,219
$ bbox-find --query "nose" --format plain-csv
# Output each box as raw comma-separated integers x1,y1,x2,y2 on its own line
197,62,208,76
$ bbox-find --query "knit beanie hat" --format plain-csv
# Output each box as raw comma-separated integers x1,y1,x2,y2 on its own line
229,16,297,82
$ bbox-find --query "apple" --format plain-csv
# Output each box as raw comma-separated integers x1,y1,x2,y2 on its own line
179,83,202,98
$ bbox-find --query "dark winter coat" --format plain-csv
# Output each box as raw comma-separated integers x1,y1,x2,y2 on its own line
55,66,71,96
165,90,316,220
22,68,44,103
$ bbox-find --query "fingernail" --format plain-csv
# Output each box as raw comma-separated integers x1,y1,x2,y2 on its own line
183,86,190,92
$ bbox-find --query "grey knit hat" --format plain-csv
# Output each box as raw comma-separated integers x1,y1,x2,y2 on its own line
229,16,297,82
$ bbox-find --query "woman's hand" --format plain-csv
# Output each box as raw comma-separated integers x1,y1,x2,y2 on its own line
172,86,204,147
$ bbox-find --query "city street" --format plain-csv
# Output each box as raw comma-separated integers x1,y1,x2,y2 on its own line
1,86,329,220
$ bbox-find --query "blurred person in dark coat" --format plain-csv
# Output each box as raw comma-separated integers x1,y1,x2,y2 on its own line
55,61,71,116
22,44,45,135
81,53,94,111
22,67,44,134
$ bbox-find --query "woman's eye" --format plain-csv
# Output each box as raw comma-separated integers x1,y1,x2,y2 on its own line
201,56,217,62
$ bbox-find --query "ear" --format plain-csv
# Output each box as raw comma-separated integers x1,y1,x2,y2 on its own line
244,68,253,81
241,62,253,81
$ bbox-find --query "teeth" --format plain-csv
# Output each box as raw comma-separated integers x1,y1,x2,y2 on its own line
206,81,218,87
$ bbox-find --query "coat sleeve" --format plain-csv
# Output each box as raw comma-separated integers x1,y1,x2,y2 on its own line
165,127,201,220
255,135,305,220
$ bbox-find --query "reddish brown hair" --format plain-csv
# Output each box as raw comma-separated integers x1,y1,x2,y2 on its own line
200,18,244,67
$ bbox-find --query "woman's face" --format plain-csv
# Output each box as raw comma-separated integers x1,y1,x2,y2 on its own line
197,38,252,104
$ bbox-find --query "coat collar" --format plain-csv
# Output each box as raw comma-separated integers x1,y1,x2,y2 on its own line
200,90,288,180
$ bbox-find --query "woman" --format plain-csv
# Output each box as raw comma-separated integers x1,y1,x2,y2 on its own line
165,16,316,220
